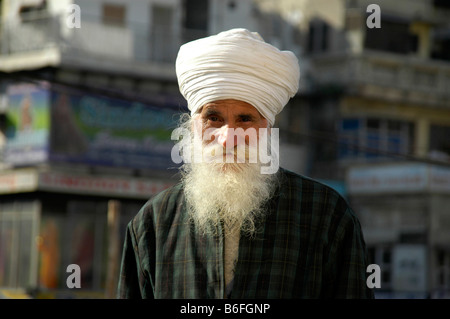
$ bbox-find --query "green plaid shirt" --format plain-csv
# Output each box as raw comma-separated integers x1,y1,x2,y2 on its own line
117,168,374,299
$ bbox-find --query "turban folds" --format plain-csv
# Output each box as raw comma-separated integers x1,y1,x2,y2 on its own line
175,28,300,126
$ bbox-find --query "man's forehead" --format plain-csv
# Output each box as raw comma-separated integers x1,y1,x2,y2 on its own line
200,100,263,116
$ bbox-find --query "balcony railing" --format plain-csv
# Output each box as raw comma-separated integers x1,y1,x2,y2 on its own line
0,11,208,69
309,50,450,105
0,12,60,55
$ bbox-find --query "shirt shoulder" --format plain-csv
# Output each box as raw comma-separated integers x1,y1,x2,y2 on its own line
279,167,345,203
277,167,359,229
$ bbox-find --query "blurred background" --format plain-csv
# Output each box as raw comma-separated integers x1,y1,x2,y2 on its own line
0,0,449,299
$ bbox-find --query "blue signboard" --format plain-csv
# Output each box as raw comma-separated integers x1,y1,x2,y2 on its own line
49,86,185,170
3,82,50,166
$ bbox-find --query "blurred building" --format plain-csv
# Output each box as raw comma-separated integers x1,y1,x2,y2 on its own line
0,0,449,299
0,0,190,297
0,0,304,298
267,0,450,298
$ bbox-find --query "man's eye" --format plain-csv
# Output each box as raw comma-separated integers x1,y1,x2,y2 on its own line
208,116,220,122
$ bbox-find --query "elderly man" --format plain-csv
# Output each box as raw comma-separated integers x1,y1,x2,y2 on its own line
117,28,374,299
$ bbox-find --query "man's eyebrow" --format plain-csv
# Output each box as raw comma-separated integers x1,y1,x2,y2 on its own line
236,113,259,122
237,113,257,120
203,108,221,117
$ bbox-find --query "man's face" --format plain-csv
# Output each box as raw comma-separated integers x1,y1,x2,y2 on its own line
193,99,269,164
181,99,276,236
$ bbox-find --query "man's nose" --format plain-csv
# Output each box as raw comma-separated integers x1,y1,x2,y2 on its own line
215,126,239,148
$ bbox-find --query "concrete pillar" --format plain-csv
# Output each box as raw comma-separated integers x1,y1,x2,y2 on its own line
415,118,429,158
410,22,432,59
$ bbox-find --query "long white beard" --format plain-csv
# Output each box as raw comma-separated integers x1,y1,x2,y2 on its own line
176,114,278,237
182,160,276,237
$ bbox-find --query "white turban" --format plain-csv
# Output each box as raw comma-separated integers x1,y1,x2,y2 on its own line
175,28,300,126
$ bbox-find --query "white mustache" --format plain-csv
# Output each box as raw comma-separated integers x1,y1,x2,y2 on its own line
171,124,280,174
202,143,256,163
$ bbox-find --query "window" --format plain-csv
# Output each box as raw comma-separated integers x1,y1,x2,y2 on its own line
102,4,126,27
431,34,450,62
429,124,450,161
151,5,175,62
339,118,360,158
63,200,107,291
19,1,47,20
436,249,450,291
183,0,209,43
0,201,40,288
434,0,450,9
307,19,330,53
339,117,414,161
184,0,208,31
364,17,417,54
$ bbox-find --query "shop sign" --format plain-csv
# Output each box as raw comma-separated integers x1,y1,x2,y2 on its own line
347,163,450,194
392,245,427,293
49,87,182,171
2,82,50,166
0,169,38,194
38,171,173,198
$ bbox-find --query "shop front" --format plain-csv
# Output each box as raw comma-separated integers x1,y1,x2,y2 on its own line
0,80,183,297
347,162,450,298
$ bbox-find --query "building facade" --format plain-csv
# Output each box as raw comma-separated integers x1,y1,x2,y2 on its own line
0,0,188,297
275,0,450,298
0,0,306,298
1,0,450,298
